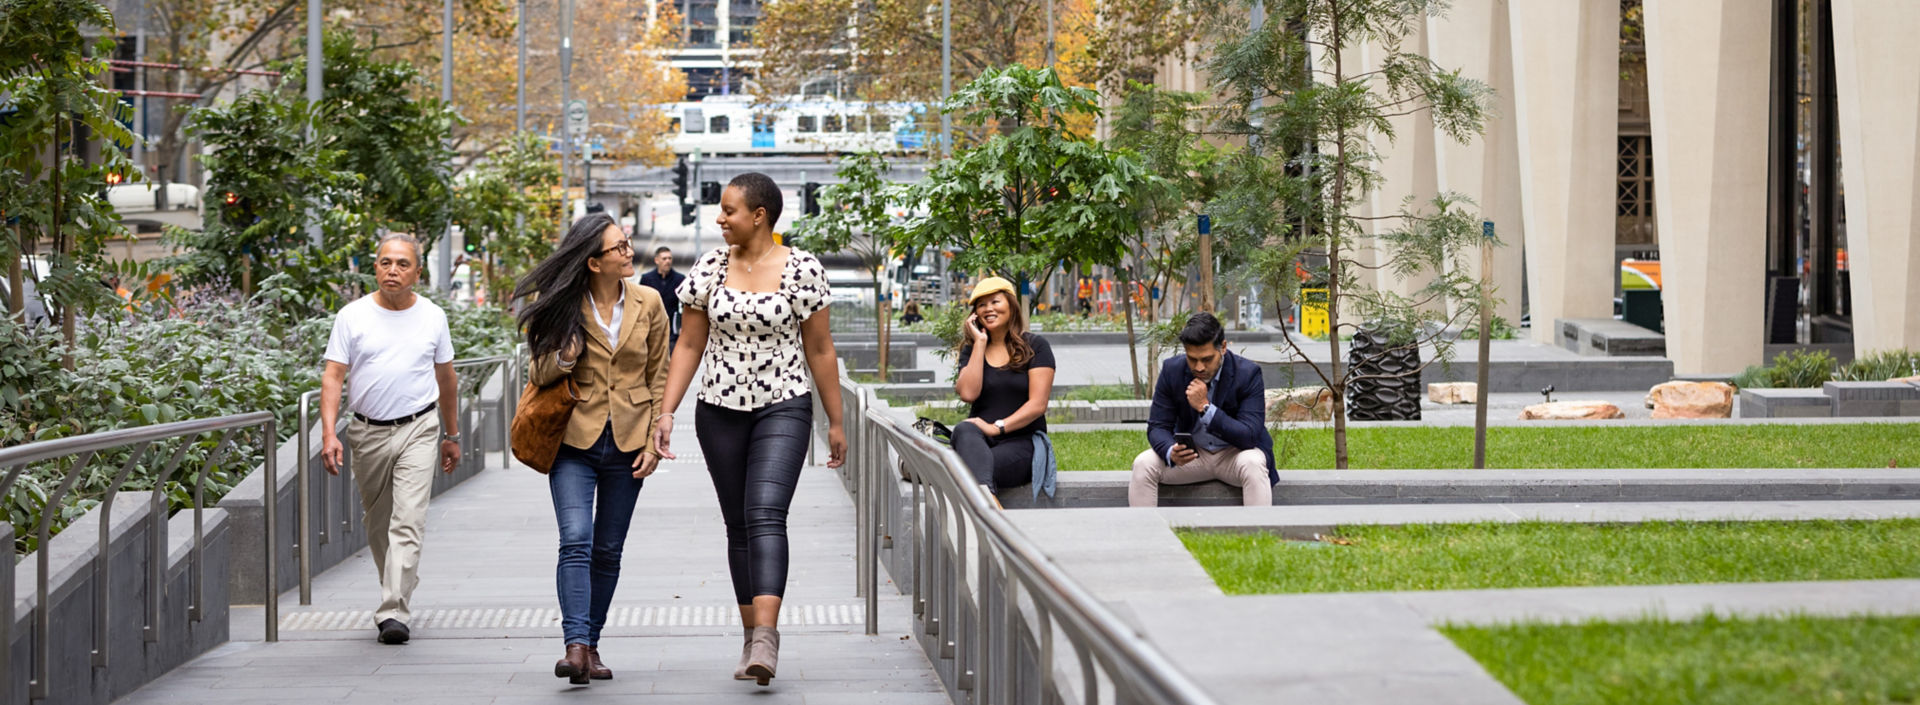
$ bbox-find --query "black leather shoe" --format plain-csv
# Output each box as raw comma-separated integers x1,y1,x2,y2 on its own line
377,619,410,645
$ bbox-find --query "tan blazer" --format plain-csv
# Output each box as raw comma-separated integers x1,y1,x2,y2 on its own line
528,281,669,455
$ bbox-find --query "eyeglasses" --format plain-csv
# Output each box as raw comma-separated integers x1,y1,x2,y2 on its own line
594,239,633,258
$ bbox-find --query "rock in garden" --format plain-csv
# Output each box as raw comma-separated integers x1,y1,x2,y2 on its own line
1518,401,1625,420
1427,382,1477,404
1893,374,1920,385
1266,387,1334,422
1645,381,1734,419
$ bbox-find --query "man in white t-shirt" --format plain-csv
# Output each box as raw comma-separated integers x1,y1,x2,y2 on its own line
319,233,461,645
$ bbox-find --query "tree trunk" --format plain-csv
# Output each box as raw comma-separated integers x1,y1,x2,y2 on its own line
1328,4,1350,470
875,274,891,378
6,227,21,321
1122,262,1144,398
52,114,74,369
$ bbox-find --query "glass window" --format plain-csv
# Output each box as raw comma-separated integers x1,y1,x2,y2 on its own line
824,115,843,132
846,115,866,132
668,117,682,132
798,115,817,133
683,109,705,133
710,115,730,134
870,114,891,133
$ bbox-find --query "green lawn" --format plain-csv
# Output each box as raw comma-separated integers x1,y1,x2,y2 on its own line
1051,423,1919,471
1444,614,1920,705
1177,520,1920,594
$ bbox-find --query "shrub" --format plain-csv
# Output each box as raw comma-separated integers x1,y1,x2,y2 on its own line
1730,349,1839,389
1840,349,1920,382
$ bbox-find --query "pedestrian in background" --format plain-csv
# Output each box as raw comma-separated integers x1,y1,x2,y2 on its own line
515,212,671,684
638,246,686,353
319,233,462,646
655,171,847,687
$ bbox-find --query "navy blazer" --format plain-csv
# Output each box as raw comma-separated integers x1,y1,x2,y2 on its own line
1147,349,1278,486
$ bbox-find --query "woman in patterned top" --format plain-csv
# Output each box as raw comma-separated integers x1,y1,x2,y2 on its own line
655,172,847,686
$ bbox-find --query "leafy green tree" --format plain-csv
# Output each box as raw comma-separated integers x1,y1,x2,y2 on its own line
162,88,362,303
789,151,908,377
904,64,1150,312
453,132,563,306
0,0,138,359
1196,0,1490,468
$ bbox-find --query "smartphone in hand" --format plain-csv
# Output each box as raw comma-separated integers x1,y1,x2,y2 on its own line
1173,431,1194,448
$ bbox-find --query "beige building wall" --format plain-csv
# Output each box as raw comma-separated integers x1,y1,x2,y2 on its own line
1362,25,1443,313
1642,0,1772,374
1508,0,1620,344
1428,0,1526,325
1831,0,1920,354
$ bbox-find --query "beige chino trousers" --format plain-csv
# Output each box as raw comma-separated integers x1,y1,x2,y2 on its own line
345,412,440,624
1129,446,1272,507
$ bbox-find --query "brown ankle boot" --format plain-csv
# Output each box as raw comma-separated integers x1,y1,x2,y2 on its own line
744,626,780,686
587,646,612,680
554,643,590,684
733,629,755,680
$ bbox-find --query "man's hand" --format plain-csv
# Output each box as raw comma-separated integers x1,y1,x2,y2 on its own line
440,438,461,474
321,432,344,475
631,451,660,479
1186,378,1209,413
1169,444,1199,466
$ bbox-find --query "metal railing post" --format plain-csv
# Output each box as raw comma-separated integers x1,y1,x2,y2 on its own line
0,468,17,697
94,442,153,669
297,392,314,605
33,451,90,701
863,390,879,636
264,419,279,643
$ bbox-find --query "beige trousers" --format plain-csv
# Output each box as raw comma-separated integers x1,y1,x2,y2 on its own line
1129,446,1271,507
346,412,440,624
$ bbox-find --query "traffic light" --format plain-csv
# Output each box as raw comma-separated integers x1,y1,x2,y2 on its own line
680,203,697,226
670,157,690,203
464,238,481,255
802,182,822,216
699,181,721,205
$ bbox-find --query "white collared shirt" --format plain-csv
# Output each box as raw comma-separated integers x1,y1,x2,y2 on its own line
589,289,624,353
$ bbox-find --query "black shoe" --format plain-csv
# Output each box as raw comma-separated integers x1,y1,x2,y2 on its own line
377,619,410,645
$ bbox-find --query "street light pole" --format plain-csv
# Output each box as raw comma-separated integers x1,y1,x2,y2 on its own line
560,0,573,219
440,0,455,293
514,0,525,258
306,0,322,247
940,0,951,153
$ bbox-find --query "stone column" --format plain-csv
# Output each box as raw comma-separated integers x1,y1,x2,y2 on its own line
1428,0,1526,325
1831,0,1920,354
1508,0,1619,344
1642,0,1771,374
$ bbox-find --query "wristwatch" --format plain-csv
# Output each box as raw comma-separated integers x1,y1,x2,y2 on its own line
993,419,1007,434
441,432,461,443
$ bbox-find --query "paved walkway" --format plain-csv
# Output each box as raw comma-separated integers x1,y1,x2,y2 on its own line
115,392,944,705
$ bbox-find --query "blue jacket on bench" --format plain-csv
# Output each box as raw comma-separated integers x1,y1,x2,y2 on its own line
1147,349,1278,486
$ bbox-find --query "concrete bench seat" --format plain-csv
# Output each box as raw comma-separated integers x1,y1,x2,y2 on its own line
994,468,1920,509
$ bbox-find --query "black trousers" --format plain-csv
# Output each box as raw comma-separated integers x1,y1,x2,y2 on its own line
950,422,1033,493
694,394,813,605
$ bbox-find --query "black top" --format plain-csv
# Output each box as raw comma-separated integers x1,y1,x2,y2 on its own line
638,269,686,329
956,333,1055,438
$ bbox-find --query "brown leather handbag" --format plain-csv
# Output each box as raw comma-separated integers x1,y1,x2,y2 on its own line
511,375,580,474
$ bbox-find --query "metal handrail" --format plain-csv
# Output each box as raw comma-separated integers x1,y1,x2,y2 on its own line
0,411,277,703
293,354,516,604
841,373,1220,705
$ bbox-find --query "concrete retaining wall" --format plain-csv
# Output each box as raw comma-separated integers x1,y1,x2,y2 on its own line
8,497,232,705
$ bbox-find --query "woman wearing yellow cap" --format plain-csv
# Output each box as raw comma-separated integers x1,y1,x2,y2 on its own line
951,277,1057,496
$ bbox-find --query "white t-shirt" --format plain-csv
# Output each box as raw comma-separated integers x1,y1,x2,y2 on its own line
324,294,456,421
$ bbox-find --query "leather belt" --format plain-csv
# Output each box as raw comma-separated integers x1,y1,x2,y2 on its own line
354,402,437,427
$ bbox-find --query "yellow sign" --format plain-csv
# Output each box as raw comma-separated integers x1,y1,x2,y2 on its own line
1300,288,1329,338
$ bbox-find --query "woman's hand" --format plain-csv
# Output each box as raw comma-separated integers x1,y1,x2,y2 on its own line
652,413,676,460
631,451,660,478
826,424,847,469
964,417,999,437
967,314,988,345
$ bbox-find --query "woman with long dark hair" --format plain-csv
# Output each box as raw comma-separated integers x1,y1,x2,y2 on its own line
653,172,846,686
514,212,670,685
951,277,1056,494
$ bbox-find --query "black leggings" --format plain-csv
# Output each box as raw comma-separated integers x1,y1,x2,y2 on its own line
694,394,813,605
950,422,1033,493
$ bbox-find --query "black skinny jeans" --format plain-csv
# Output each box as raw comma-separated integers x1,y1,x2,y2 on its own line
694,394,813,606
950,422,1033,493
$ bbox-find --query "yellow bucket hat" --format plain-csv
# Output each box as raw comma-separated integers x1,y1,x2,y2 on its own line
967,277,1018,306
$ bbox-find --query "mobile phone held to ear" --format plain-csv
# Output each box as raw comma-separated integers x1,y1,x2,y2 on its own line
1173,432,1194,448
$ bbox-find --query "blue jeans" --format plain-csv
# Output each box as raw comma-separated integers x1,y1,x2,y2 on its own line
549,425,644,645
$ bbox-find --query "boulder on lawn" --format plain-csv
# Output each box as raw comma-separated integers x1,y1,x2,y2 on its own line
1519,401,1625,420
1645,381,1735,419
1266,387,1334,422
1427,382,1478,405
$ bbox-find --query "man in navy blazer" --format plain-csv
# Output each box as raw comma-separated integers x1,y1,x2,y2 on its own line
1131,312,1277,507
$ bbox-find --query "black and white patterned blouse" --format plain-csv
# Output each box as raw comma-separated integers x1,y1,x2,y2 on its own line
676,246,832,411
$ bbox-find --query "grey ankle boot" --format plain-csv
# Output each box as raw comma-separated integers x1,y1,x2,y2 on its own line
733,629,754,680
744,626,781,686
